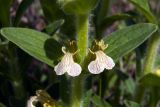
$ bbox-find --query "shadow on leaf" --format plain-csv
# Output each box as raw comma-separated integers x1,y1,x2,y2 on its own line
44,38,63,60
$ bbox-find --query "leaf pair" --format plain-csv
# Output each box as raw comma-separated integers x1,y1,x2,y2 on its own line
0,23,158,68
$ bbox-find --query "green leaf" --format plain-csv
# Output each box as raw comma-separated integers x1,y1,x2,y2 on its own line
100,14,131,30
95,0,110,23
45,19,64,35
13,0,34,26
0,103,6,107
63,0,99,15
40,0,64,22
91,94,112,107
129,0,156,23
104,23,158,61
0,28,63,67
124,100,140,107
120,77,136,95
140,73,160,87
40,0,76,38
0,0,14,26
124,78,135,94
82,90,93,107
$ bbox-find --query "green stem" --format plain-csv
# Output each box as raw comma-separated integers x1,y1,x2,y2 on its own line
70,14,89,107
77,14,89,63
71,76,85,107
143,33,160,74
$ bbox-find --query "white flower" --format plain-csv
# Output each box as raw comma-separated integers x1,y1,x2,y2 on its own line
54,47,82,77
88,50,115,74
27,96,38,107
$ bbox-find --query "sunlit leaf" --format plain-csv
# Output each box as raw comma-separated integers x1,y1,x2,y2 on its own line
0,28,63,68
104,23,158,61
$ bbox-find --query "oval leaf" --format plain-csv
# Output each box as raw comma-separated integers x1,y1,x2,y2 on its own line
0,28,63,67
104,23,158,61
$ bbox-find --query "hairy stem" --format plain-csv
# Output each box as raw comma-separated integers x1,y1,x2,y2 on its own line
71,76,85,107
77,14,89,63
70,14,89,107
